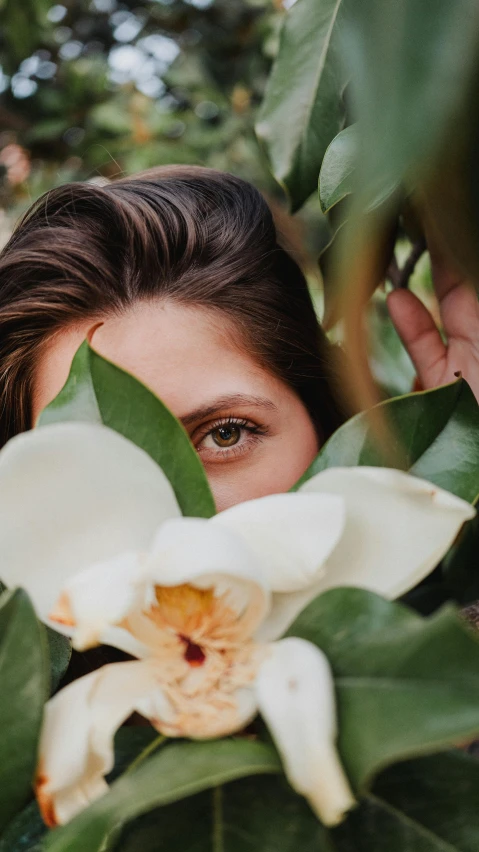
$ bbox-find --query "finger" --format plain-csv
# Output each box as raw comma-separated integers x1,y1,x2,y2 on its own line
437,278,479,341
387,289,447,389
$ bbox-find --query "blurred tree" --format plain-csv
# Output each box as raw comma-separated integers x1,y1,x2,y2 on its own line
0,0,282,217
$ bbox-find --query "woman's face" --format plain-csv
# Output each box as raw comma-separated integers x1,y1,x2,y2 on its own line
32,301,319,511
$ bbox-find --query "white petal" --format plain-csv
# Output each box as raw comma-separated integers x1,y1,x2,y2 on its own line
255,638,355,827
299,467,475,598
256,587,322,643
212,493,345,592
146,517,270,640
0,423,180,623
53,553,149,650
36,659,168,826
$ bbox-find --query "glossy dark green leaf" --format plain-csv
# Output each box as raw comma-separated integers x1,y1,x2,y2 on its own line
0,801,46,852
39,342,215,519
109,727,161,782
342,0,479,203
0,589,49,834
44,739,281,852
335,751,479,852
115,774,330,852
443,512,479,606
288,587,479,792
319,125,357,214
104,751,479,852
256,0,347,211
319,124,399,218
44,628,71,695
295,379,479,503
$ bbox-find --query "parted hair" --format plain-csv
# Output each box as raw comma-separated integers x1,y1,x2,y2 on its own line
0,165,344,447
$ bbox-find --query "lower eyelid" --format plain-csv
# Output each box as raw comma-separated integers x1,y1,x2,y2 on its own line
197,429,265,461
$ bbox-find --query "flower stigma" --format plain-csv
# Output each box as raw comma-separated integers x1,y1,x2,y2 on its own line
181,637,206,666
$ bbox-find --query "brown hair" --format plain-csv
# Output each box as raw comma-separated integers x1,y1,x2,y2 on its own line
0,165,344,447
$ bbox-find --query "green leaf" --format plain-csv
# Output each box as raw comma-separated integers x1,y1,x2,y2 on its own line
319,125,357,214
38,342,215,519
256,0,347,211
443,513,479,606
39,341,100,425
288,587,479,792
93,750,479,852
115,774,330,852
107,727,166,787
43,740,281,852
0,589,49,834
295,379,479,503
0,801,46,852
44,627,71,695
342,0,479,202
335,751,479,852
319,124,399,215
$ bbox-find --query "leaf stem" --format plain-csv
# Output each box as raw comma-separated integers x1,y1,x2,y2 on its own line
388,237,427,290
124,734,167,776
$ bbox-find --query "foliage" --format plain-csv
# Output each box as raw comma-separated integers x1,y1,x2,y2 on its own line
256,0,347,211
0,590,48,833
296,378,479,503
0,0,281,223
0,589,70,838
288,587,479,790
43,739,281,852
259,0,479,337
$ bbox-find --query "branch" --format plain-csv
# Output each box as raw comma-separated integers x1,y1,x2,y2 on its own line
387,237,427,290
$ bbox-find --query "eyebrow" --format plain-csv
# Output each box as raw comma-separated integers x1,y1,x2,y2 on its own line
180,394,278,427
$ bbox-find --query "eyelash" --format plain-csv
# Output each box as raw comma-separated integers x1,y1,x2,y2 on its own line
195,417,269,463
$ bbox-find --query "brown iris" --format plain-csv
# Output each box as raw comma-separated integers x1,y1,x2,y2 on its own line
211,424,241,448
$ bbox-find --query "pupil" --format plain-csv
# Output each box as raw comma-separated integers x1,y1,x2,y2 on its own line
213,425,240,447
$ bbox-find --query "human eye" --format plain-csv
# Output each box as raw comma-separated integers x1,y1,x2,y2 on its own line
193,417,268,464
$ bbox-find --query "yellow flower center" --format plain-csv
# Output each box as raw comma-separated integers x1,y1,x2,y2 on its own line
137,582,265,738
149,582,251,656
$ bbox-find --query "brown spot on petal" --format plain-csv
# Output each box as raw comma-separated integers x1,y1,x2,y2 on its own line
35,773,58,828
48,592,75,627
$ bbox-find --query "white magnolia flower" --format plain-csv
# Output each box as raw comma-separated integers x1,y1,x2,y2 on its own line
0,423,473,829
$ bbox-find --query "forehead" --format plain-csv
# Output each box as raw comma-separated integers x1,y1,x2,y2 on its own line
93,301,273,415
33,300,281,422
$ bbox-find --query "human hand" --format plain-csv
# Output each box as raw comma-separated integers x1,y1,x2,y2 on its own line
387,231,479,402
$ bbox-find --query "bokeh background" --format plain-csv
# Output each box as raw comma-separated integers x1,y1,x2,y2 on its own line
0,0,284,227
